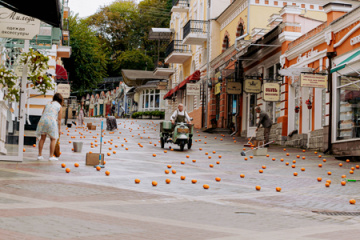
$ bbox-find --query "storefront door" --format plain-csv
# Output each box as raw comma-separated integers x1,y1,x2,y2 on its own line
247,94,257,138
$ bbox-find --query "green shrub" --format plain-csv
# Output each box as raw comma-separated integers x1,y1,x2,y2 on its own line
143,111,151,116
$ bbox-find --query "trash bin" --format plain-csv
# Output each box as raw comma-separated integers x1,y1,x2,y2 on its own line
73,142,83,153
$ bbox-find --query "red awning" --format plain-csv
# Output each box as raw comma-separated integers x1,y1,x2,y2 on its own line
164,86,179,100
56,64,68,80
164,70,200,99
178,70,201,89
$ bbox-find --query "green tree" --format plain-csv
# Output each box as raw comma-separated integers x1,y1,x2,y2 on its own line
86,0,171,76
114,49,154,73
63,14,108,95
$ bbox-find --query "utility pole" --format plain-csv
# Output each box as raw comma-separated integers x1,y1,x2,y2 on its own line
204,0,211,128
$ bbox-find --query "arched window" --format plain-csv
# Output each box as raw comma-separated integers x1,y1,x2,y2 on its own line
236,23,244,37
222,35,229,52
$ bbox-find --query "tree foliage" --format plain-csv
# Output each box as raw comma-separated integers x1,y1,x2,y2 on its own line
114,49,154,71
86,0,172,76
63,14,108,95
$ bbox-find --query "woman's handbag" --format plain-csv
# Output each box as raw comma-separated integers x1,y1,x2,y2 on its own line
54,138,61,157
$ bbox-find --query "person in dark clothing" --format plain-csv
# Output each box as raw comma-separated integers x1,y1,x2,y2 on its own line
255,106,273,147
111,105,116,116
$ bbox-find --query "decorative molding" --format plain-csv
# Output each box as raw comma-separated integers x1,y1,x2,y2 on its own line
219,0,248,31
279,31,302,43
285,31,326,60
333,22,360,48
331,7,360,34
325,31,332,45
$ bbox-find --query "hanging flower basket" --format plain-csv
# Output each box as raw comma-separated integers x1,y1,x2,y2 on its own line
295,106,300,113
0,66,20,101
18,49,54,95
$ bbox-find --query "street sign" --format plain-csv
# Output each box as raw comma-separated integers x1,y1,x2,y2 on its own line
300,74,327,88
186,83,200,96
214,83,221,95
57,84,70,99
244,79,262,93
226,82,242,94
263,83,281,102
0,8,40,40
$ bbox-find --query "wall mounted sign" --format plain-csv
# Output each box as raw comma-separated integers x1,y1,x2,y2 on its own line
57,84,70,98
226,82,242,94
244,79,262,93
186,83,200,96
214,71,221,83
0,8,40,40
263,83,281,102
214,83,221,95
300,74,327,88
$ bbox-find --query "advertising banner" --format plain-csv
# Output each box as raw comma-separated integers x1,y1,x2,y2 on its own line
226,82,242,94
186,83,200,96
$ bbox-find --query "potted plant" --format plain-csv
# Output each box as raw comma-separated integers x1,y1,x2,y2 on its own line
142,111,151,119
151,110,161,119
295,106,300,113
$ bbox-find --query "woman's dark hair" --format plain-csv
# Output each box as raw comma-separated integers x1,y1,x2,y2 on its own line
53,93,64,105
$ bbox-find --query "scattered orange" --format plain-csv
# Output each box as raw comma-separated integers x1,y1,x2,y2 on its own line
96,166,101,171
209,164,214,168
203,184,209,189
296,155,300,158
181,161,185,165
152,154,156,157
325,182,330,187
292,165,296,168
191,179,197,184
280,158,284,162
349,199,356,205
244,157,248,161
65,168,70,173
276,187,281,192
74,163,79,167
341,181,346,186
272,158,276,161
240,174,245,178
285,162,289,166
318,164,322,168
301,168,305,171
105,171,110,176
192,159,197,163
259,169,264,173
255,186,261,191
323,159,326,162
165,179,171,184
339,163,343,167
165,170,169,174
135,179,140,184
180,176,186,180
286,153,289,156
216,161,220,164
172,170,176,174
152,181,158,186
341,175,346,178
61,163,66,168
293,172,298,176
327,171,332,175
317,177,322,182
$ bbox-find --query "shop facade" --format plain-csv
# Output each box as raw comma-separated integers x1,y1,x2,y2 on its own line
280,2,360,154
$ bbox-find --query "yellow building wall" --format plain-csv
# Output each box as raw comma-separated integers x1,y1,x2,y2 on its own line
249,5,281,33
218,8,248,57
303,11,327,22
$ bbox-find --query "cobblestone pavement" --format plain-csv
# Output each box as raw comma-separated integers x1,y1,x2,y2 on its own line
0,118,359,240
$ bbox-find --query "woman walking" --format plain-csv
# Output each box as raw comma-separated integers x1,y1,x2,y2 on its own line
36,93,63,161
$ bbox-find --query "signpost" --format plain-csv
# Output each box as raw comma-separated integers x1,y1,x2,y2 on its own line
186,83,200,96
244,79,262,93
263,83,281,102
300,73,327,88
0,8,40,39
214,83,221,95
226,82,242,94
57,84,71,98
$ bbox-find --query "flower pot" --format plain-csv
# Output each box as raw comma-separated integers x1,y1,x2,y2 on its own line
142,115,150,119
152,116,160,119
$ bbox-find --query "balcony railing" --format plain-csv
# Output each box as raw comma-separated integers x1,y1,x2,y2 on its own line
165,40,191,58
172,0,189,8
183,20,208,40
155,58,170,69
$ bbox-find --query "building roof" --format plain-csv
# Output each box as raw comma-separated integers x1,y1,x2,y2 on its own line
121,69,167,87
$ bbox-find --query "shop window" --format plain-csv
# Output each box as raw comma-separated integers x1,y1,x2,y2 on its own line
266,102,274,122
336,76,360,140
142,89,162,111
249,94,257,127
322,89,326,127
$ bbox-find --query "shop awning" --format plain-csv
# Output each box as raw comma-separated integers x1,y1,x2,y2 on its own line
331,50,360,73
0,0,62,28
178,70,201,89
163,86,179,100
121,69,167,87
